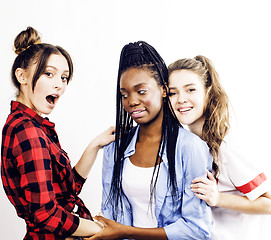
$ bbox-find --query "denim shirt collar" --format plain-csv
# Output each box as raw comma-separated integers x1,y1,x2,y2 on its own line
123,125,168,166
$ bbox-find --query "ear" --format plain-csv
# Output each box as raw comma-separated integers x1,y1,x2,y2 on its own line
162,84,168,98
15,68,28,85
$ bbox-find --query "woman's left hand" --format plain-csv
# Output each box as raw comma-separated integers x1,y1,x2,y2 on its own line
83,216,128,240
92,126,115,149
191,170,220,206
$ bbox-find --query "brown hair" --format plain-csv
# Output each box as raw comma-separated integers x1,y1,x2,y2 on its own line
168,55,230,176
11,27,73,95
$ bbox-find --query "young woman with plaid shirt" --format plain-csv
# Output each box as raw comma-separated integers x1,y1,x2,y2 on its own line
1,27,114,240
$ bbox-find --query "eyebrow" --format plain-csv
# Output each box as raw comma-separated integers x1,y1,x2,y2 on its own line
120,82,147,91
46,65,69,73
184,83,196,87
169,83,196,89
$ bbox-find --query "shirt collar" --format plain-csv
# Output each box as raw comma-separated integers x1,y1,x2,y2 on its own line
123,125,139,158
11,101,55,128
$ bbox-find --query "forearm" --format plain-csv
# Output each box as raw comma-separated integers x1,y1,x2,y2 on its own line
75,140,101,179
72,217,103,237
75,127,115,179
217,192,271,214
123,225,167,240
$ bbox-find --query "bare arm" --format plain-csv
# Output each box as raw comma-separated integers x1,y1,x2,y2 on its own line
75,126,115,179
71,217,103,238
216,192,271,214
85,216,167,240
191,171,271,214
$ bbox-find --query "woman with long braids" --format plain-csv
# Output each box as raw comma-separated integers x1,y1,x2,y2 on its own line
87,42,213,240
167,55,271,240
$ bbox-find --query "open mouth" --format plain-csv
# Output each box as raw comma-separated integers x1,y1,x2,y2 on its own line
46,95,58,105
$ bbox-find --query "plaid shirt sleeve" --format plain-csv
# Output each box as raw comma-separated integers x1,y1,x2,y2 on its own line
12,120,79,237
73,167,86,195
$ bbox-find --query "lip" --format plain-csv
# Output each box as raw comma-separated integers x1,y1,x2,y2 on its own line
129,108,146,119
46,93,60,108
177,106,193,113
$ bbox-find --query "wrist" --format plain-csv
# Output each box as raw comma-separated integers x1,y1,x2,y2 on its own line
122,225,134,239
88,139,102,151
216,192,225,208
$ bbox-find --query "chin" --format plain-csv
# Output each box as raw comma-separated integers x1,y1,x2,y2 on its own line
40,108,54,116
179,119,193,126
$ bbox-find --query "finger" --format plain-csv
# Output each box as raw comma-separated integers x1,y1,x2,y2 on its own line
192,177,206,184
191,182,207,190
194,192,209,201
191,186,209,195
108,126,116,134
109,135,115,142
206,170,216,182
84,237,94,240
94,215,107,226
192,177,211,185
97,212,104,217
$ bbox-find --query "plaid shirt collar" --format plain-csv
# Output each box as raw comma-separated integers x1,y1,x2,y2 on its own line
11,101,55,129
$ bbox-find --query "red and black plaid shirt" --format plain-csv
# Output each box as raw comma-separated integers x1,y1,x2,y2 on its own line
1,101,92,240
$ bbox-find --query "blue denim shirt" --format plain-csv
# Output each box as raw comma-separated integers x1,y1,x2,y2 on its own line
101,126,212,240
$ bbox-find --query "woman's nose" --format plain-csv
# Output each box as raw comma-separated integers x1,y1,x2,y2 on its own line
129,96,140,107
178,94,188,104
54,77,64,90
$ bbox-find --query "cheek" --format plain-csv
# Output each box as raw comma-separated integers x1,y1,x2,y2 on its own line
145,93,162,108
169,96,178,106
62,84,68,93
121,99,129,111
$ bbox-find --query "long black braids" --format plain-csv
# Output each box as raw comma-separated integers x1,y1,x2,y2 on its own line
107,41,181,221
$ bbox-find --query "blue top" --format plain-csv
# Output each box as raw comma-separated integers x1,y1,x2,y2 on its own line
101,126,213,240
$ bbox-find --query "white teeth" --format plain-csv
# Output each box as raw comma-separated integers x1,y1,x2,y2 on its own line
132,110,142,114
179,108,192,112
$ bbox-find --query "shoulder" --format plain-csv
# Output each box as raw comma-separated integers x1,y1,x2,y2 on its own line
177,127,209,151
103,126,137,156
3,111,45,142
175,127,212,171
103,141,115,155
219,130,254,166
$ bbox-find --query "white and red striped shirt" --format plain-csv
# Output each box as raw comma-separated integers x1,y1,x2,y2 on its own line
211,133,271,240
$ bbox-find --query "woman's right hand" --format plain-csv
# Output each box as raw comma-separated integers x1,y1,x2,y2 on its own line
191,170,220,206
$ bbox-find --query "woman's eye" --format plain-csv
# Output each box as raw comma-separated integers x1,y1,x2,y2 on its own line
61,76,69,83
188,88,196,93
121,93,128,98
138,90,147,94
168,91,177,96
44,72,53,77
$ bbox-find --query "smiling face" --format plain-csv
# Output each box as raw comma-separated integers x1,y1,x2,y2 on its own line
169,69,208,134
17,54,69,115
120,68,164,125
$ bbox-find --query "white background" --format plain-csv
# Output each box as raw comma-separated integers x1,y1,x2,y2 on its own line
0,0,270,238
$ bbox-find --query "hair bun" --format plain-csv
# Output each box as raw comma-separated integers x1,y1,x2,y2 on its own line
14,27,41,55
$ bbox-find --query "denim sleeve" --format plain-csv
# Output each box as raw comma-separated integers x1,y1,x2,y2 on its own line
164,135,213,240
101,142,115,219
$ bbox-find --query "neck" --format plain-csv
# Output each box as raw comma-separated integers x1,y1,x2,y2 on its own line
188,117,205,139
138,112,163,143
16,93,41,116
